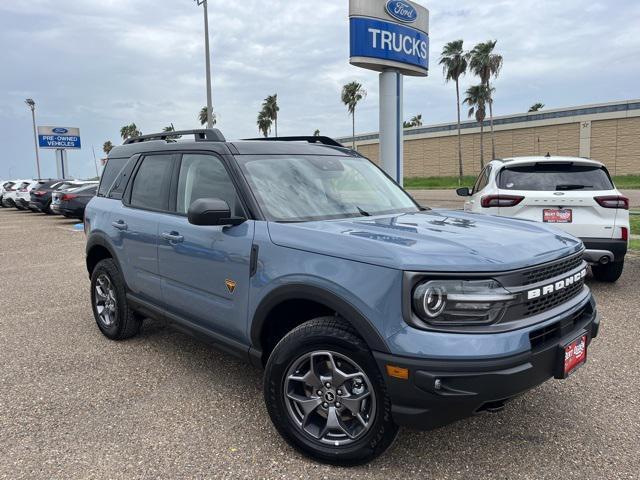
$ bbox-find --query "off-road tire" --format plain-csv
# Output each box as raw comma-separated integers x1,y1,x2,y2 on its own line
264,317,398,466
90,258,142,340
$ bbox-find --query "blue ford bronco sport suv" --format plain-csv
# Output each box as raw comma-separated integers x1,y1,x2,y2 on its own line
85,129,599,465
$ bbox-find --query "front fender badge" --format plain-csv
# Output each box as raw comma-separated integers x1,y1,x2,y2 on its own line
225,279,237,294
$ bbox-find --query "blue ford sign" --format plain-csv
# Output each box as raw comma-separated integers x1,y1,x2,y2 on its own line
350,18,429,73
37,126,82,150
349,0,429,77
385,1,417,23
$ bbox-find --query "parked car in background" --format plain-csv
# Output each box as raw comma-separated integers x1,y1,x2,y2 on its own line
2,180,30,208
0,181,16,207
29,179,70,214
15,180,50,211
58,184,97,219
51,181,99,214
457,156,629,282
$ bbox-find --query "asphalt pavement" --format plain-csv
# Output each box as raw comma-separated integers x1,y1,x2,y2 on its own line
0,208,638,479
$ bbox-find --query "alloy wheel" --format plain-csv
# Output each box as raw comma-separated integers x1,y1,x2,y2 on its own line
94,274,117,327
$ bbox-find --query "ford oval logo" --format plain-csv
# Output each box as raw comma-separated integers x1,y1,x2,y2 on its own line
52,128,69,134
385,0,418,23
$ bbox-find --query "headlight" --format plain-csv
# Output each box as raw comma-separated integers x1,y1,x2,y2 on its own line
412,279,516,326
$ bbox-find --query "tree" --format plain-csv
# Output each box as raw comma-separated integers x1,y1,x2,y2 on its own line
120,123,141,140
103,141,113,155
403,121,413,129
257,110,272,138
410,114,423,127
162,124,181,141
469,40,503,159
262,94,279,137
199,106,217,126
463,85,492,168
313,129,320,136
529,103,545,112
440,39,469,181
341,81,367,150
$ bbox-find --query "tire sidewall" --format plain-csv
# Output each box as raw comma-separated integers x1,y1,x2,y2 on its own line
264,322,397,465
90,259,128,339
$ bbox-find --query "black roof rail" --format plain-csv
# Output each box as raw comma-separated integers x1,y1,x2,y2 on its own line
242,136,344,148
124,128,226,145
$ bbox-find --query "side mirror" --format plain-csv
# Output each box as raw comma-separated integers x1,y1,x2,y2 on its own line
456,187,471,197
187,198,246,227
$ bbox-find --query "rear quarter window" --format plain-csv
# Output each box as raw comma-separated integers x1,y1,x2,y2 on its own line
499,164,614,191
98,157,128,197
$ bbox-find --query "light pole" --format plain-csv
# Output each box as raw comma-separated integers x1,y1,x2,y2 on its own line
195,0,214,129
25,99,42,179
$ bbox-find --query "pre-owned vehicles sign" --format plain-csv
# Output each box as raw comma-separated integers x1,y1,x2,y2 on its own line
37,126,81,149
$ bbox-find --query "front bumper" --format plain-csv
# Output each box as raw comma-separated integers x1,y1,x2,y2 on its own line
582,238,627,263
374,300,599,431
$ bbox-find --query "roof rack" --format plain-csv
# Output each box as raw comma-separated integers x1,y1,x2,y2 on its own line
242,136,344,148
124,128,226,145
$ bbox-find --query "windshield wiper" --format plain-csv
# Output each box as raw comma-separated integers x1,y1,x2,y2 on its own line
556,184,592,191
356,206,371,217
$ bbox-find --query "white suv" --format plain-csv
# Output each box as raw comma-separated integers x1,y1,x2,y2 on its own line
457,156,629,282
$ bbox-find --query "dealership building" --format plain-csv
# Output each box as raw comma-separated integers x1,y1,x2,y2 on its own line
339,99,640,178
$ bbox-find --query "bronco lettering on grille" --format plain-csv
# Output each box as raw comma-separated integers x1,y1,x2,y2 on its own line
527,269,587,300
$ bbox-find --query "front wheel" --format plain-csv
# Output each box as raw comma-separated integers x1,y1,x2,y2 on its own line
591,261,625,283
264,318,398,466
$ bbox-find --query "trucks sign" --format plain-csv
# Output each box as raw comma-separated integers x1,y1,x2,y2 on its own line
37,126,81,149
349,0,429,77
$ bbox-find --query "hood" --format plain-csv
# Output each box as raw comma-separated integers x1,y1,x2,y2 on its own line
267,210,583,272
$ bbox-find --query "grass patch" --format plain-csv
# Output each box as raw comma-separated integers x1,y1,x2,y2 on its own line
612,175,640,190
404,176,477,189
403,174,640,190
630,214,640,235
629,239,640,252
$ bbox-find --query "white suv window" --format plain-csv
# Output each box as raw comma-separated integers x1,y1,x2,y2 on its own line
499,165,613,191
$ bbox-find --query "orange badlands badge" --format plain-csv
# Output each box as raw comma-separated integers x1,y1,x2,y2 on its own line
225,279,237,294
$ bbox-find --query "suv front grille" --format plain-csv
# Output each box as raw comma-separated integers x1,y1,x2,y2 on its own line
522,254,584,286
529,304,589,350
524,277,585,317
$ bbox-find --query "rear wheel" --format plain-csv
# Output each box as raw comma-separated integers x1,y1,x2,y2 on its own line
90,259,142,340
264,317,398,466
592,261,624,283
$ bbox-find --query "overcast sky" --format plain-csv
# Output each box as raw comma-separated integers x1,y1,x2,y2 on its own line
1,0,639,180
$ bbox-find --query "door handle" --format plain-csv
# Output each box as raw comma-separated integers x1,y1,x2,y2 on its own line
161,231,184,243
112,220,128,231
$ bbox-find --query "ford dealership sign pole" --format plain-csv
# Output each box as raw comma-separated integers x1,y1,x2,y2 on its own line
37,126,82,178
349,0,429,185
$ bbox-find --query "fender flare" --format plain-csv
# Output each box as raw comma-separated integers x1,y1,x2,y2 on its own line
85,232,123,276
250,283,390,354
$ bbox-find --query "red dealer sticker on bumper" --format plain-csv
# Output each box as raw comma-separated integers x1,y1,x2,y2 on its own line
563,334,588,377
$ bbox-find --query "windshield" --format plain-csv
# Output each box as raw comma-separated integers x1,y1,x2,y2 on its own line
499,164,614,191
236,155,419,222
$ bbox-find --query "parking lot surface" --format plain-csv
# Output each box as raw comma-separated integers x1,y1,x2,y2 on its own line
0,208,639,480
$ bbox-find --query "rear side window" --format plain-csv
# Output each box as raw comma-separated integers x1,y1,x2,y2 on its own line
98,157,128,197
129,155,174,211
499,164,614,191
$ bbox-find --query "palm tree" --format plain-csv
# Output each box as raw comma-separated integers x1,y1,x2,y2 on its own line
410,114,423,127
257,110,272,138
313,129,320,136
262,95,279,137
341,81,367,150
120,123,141,140
103,141,113,155
162,124,181,141
199,107,217,126
529,102,544,112
440,40,469,181
463,85,492,168
403,121,413,129
469,40,503,159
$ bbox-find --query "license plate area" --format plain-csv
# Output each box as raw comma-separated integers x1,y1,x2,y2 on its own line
556,333,588,379
543,208,572,223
